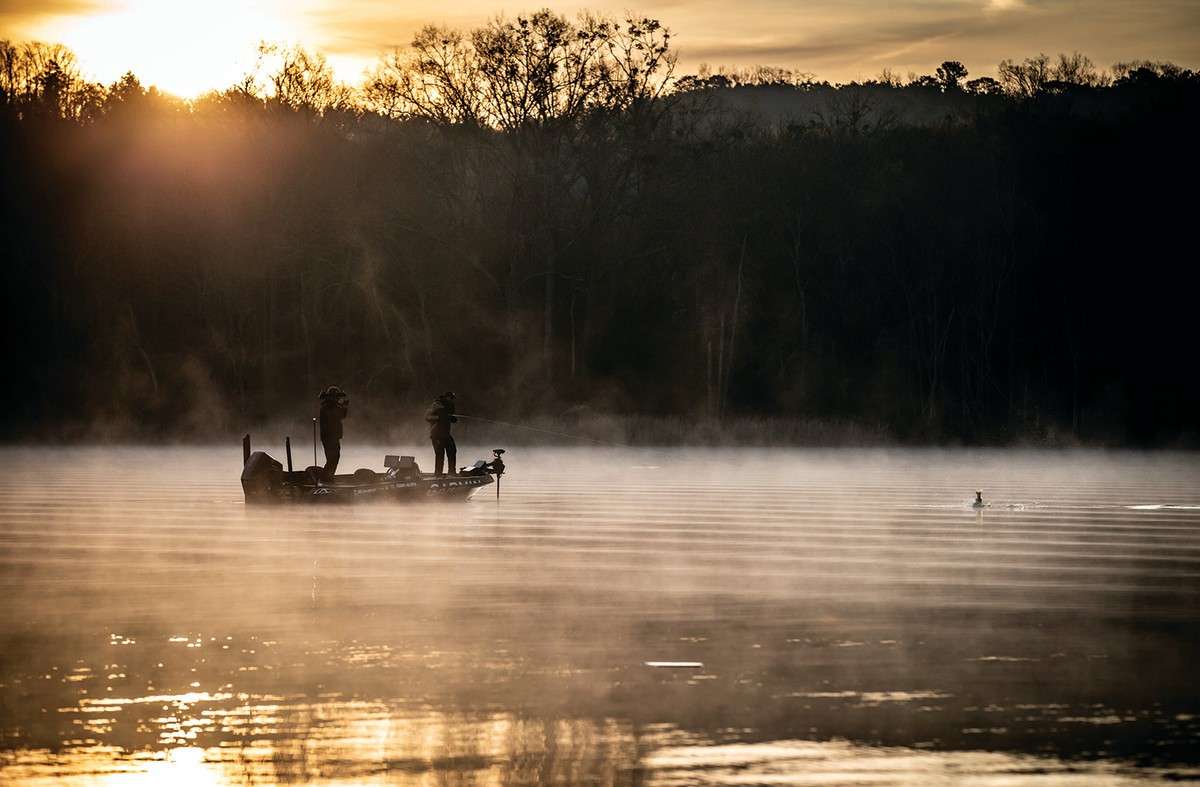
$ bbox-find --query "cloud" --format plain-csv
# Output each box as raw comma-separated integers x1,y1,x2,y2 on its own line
674,0,1199,81
300,0,492,55
1,0,1197,89
677,5,1014,73
0,0,101,19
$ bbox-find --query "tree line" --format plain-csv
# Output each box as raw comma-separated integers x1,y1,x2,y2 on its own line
2,13,1197,444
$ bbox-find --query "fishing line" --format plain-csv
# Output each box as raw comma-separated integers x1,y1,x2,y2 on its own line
456,414,627,447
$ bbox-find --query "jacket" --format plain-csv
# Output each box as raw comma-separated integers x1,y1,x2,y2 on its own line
319,399,347,442
425,398,457,439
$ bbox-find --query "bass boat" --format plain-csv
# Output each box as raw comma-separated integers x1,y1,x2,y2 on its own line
240,434,506,504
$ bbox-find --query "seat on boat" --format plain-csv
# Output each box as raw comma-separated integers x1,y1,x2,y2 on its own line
385,455,421,480
353,468,378,482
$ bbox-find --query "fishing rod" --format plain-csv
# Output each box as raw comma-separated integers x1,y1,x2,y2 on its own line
456,414,626,447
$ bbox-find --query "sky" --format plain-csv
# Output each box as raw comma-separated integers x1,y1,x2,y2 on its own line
1,0,1198,97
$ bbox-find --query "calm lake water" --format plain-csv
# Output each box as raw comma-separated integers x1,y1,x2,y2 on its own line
0,446,1198,785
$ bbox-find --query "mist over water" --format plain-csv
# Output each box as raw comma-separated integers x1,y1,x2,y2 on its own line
0,446,1198,785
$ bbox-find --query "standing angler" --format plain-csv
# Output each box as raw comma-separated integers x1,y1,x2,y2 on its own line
426,391,458,476
319,386,349,478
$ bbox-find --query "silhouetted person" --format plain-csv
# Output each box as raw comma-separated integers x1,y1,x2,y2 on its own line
319,386,349,477
426,391,457,476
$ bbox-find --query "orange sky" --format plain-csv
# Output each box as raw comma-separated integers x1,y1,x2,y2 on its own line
2,0,1198,97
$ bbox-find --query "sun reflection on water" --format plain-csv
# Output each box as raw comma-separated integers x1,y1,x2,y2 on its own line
131,747,221,787
5,729,1198,786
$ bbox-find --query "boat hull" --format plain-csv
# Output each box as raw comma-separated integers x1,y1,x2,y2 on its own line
241,450,496,504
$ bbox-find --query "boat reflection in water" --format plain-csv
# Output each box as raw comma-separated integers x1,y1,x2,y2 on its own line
0,447,1198,785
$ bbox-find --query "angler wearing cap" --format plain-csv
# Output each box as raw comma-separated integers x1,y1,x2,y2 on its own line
319,386,349,477
425,391,458,476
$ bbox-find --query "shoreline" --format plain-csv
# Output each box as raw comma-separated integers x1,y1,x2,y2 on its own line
1,414,1195,450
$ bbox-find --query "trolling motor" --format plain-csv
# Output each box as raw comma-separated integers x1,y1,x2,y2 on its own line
452,448,507,498
491,449,506,500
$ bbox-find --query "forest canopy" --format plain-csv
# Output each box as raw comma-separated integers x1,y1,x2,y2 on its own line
2,12,1198,445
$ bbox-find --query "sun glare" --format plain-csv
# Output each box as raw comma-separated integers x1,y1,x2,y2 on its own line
31,0,302,98
97,746,224,786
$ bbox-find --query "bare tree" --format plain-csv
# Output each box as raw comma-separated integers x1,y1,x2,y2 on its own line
998,54,1051,97
365,11,674,130
364,27,482,124
362,10,677,384
1052,52,1108,87
244,43,355,116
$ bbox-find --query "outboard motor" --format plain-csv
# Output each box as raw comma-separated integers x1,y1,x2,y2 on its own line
241,451,283,502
